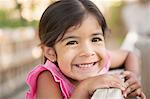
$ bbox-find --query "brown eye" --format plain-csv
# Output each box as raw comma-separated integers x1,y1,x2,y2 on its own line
66,41,78,45
92,37,102,42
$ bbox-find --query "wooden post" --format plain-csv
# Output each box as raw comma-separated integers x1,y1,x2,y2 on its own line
91,88,124,99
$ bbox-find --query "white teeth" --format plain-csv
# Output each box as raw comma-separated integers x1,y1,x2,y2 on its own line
77,62,94,68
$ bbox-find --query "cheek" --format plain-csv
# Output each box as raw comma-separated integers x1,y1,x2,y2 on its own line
56,49,76,66
97,48,107,62
56,50,76,75
96,46,106,55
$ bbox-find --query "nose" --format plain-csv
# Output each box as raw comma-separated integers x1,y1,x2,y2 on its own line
79,44,96,57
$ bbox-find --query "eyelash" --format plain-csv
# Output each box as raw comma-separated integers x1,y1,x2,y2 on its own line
92,37,102,42
66,41,78,45
66,37,102,46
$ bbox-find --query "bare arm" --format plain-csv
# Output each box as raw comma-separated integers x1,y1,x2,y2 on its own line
108,50,127,68
36,71,125,99
36,71,63,99
108,50,140,77
36,71,90,99
123,51,140,77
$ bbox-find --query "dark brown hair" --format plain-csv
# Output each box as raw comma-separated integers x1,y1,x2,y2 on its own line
39,0,108,47
39,0,109,62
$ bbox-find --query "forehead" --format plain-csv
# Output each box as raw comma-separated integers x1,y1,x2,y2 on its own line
64,14,103,36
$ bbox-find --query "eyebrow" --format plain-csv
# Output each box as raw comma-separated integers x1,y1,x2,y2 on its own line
61,36,79,42
61,32,103,42
92,32,103,36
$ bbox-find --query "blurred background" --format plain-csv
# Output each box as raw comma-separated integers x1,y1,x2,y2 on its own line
0,0,150,99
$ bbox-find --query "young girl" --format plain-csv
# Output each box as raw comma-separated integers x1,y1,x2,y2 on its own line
26,0,145,99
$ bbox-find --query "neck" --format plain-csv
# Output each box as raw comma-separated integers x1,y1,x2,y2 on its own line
68,77,80,86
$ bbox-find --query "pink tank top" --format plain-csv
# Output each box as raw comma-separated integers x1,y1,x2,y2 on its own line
26,55,110,99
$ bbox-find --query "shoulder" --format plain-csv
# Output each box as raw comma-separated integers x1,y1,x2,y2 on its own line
37,70,54,85
36,70,63,99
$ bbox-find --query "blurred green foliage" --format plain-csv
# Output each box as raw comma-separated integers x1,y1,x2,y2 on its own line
106,1,126,45
0,9,38,28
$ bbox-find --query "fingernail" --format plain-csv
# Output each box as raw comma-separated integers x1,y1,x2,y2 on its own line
121,87,126,91
120,74,124,79
123,93,127,97
127,88,131,93
137,89,141,95
125,82,129,87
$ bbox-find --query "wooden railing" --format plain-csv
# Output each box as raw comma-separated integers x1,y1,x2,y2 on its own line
92,88,124,99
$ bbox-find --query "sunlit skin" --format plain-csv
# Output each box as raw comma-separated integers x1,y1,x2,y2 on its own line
53,14,108,84
30,0,146,98
36,12,146,99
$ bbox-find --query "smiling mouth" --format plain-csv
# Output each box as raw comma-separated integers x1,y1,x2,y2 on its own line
74,61,99,68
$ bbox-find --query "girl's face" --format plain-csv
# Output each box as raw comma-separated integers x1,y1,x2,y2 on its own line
54,14,107,81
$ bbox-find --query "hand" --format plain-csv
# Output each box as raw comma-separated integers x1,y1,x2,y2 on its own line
122,71,146,99
81,74,126,95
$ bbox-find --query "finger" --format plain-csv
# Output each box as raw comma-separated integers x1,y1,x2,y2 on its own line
96,74,124,88
123,84,141,98
112,74,126,84
140,92,146,99
121,71,132,77
126,82,141,95
127,88,141,97
112,74,126,88
109,81,126,91
122,71,136,80
124,77,139,88
124,79,136,88
105,75,126,90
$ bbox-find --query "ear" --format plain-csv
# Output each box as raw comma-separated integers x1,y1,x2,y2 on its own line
42,46,57,62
